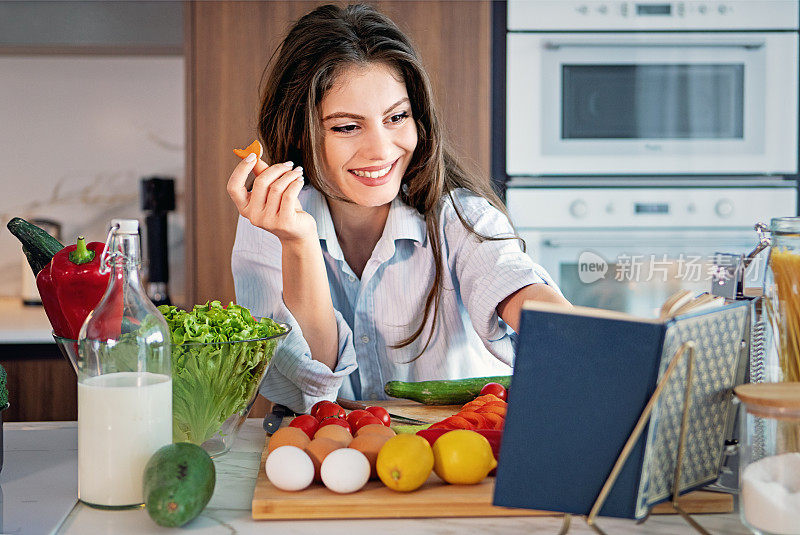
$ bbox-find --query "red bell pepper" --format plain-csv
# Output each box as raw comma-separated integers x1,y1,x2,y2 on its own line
39,236,111,340
36,263,71,338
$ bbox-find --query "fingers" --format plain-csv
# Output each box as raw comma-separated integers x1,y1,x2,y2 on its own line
279,174,305,218
244,158,270,191
226,153,259,210
264,166,303,216
248,161,295,211
253,158,269,176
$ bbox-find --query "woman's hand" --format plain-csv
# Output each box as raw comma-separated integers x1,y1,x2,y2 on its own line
227,154,317,242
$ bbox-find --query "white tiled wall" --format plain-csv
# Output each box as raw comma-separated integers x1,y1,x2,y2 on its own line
0,56,185,304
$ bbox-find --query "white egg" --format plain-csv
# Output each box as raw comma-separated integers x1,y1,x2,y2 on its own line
320,448,370,494
265,445,314,491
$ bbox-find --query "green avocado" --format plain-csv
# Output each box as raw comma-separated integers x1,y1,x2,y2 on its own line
143,442,215,527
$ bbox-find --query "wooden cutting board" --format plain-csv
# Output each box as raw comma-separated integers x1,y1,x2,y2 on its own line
251,401,732,520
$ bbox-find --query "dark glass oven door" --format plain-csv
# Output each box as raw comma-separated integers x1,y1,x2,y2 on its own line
562,63,744,141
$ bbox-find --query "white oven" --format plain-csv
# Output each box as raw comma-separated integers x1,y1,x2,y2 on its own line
507,180,797,317
506,1,799,176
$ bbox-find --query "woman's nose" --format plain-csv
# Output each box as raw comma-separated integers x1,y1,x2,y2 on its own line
360,126,393,161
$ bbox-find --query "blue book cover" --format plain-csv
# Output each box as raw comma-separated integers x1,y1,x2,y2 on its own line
493,301,749,519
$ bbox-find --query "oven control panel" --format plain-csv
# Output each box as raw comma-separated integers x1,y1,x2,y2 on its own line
506,185,797,229
508,0,799,31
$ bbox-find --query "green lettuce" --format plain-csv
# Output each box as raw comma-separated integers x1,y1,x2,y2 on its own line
158,301,286,445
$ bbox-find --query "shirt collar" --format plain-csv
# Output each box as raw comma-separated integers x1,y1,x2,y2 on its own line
384,195,427,246
302,188,427,263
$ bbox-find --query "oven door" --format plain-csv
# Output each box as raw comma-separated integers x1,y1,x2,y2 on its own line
522,229,762,317
507,32,798,176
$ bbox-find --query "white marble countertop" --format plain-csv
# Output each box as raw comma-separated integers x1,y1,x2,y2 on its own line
0,297,54,343
0,419,752,535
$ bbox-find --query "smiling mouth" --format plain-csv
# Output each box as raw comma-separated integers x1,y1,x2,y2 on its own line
349,159,397,180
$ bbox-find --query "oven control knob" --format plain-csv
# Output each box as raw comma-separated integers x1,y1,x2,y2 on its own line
569,200,588,218
715,199,734,218
576,5,588,15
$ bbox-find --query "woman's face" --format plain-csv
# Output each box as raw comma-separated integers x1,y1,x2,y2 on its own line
319,62,418,207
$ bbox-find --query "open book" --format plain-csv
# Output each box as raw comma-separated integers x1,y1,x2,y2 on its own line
494,293,749,519
659,289,727,319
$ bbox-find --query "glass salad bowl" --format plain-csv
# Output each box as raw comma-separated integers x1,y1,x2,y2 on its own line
170,324,290,457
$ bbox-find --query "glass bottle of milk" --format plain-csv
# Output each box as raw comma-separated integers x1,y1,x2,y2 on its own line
76,219,172,509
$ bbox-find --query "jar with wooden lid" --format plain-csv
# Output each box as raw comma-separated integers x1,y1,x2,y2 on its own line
735,382,800,535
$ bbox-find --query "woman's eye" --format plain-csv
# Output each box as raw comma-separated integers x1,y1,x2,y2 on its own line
388,111,409,124
331,124,358,133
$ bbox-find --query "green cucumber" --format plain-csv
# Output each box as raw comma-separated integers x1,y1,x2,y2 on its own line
143,442,215,527
6,217,64,275
391,423,431,434
384,376,512,405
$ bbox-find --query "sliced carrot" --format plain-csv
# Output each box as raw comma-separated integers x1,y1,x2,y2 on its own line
428,421,450,430
481,400,508,409
459,393,505,411
440,416,472,430
456,411,488,430
233,139,263,160
460,403,483,414
475,394,505,405
475,404,507,418
477,412,504,430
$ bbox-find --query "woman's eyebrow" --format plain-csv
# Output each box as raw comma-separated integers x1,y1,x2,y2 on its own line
322,98,410,122
383,97,410,115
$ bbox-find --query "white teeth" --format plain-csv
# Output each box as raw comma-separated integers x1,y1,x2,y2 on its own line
351,164,392,179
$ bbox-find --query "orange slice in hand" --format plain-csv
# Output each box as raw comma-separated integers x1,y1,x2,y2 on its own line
233,139,263,160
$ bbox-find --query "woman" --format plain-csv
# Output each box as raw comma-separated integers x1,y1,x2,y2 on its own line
227,4,569,413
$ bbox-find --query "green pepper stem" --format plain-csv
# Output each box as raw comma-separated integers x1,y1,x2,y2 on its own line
69,236,96,265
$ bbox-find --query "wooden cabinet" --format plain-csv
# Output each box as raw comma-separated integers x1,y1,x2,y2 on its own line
1,345,77,422
185,0,492,306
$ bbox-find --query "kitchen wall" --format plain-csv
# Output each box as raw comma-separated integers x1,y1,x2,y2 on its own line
0,1,186,306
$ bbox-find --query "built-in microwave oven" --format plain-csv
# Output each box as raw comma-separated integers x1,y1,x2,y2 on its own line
506,1,799,176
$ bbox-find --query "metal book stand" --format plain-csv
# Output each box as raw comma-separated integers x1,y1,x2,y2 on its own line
556,341,713,535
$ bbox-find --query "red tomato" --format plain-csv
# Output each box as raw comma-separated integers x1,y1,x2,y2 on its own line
310,400,334,419
365,406,391,427
353,414,383,431
318,416,352,433
345,409,371,429
315,403,346,421
479,382,508,402
288,414,319,439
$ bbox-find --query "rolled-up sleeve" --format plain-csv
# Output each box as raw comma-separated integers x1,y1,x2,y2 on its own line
231,216,357,413
445,192,562,352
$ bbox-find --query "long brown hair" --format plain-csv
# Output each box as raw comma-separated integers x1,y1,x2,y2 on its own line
259,4,516,356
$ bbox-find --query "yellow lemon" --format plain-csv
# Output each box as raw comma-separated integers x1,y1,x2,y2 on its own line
432,430,498,485
376,434,433,491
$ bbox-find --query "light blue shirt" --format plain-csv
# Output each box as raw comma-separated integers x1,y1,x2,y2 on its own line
231,187,560,413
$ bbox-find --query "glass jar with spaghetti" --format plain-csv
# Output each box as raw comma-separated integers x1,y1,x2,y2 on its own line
763,217,800,384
